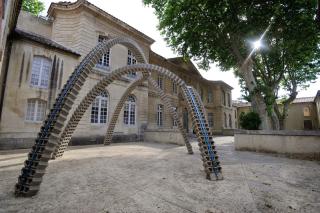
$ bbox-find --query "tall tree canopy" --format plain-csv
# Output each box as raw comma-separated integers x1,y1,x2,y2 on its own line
144,0,320,129
22,0,45,16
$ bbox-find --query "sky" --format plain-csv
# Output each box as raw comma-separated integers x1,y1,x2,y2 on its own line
41,0,319,100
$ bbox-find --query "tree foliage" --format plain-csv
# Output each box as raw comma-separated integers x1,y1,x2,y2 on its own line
144,0,320,129
239,111,261,130
22,0,45,16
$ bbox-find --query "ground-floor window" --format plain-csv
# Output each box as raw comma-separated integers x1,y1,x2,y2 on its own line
91,92,108,124
25,99,46,122
229,114,232,128
157,104,163,126
124,95,136,125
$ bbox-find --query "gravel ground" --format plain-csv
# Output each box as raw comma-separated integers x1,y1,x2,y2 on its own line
0,136,319,213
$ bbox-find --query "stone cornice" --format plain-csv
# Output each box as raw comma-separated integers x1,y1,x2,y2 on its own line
47,0,155,45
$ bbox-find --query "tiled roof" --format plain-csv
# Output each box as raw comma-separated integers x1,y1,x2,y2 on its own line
233,96,316,108
292,97,315,103
14,28,81,56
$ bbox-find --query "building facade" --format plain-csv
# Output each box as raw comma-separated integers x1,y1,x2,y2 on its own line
0,0,234,149
234,92,320,130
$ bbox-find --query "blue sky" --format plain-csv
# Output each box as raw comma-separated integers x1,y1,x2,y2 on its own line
41,0,319,100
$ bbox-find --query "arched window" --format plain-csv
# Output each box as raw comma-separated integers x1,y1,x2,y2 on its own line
26,99,46,122
124,95,136,125
127,50,137,78
91,92,108,124
229,114,232,128
157,104,163,126
30,56,51,88
224,112,227,128
303,106,311,117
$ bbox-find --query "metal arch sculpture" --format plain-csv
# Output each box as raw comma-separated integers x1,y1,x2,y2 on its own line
53,73,149,158
102,76,193,155
15,37,149,196
15,40,222,197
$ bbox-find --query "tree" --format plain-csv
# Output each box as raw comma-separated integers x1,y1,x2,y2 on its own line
144,0,320,130
239,111,261,130
22,0,45,16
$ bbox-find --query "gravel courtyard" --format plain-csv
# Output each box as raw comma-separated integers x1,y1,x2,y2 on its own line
0,136,319,213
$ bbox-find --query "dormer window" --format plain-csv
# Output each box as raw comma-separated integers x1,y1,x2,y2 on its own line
96,35,110,70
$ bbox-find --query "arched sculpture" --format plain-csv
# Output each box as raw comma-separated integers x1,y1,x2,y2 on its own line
15,38,222,197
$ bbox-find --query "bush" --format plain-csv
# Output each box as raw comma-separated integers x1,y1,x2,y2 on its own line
239,111,261,130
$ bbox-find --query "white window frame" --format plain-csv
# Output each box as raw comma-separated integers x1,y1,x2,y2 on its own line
172,107,178,127
30,56,51,89
96,36,110,70
124,95,136,125
157,104,163,127
127,50,137,78
91,92,108,124
25,99,46,122
157,75,164,90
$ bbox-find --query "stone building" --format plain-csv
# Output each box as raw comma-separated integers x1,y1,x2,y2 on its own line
234,91,320,130
0,0,234,149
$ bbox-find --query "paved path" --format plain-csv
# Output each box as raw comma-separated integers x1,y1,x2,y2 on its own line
0,137,319,212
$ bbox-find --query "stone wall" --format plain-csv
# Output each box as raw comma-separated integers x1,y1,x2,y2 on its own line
235,130,320,160
144,129,185,146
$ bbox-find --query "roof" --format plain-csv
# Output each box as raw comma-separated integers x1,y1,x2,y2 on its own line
151,51,233,89
232,101,251,107
13,28,81,56
48,0,155,45
233,96,317,108
292,97,315,104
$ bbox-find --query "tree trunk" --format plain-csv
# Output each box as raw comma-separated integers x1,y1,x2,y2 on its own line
240,58,271,130
230,39,271,130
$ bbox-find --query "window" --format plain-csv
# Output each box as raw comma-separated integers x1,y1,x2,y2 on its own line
172,82,178,94
97,36,110,69
157,104,163,126
207,90,213,103
127,50,137,78
224,113,227,128
30,56,51,88
303,107,311,117
229,114,232,128
172,107,178,127
157,75,164,90
91,92,108,124
208,113,214,127
124,95,136,125
228,93,231,107
222,90,226,106
25,99,46,122
200,88,204,101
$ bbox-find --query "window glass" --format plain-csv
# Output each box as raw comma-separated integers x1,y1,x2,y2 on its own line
91,92,108,124
30,56,51,88
26,99,46,122
124,95,136,125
